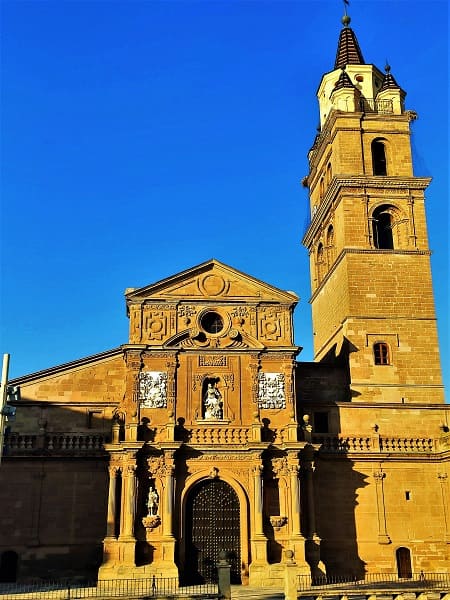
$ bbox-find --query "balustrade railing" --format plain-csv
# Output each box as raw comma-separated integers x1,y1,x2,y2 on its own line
189,427,251,445
359,98,394,114
313,434,437,454
4,432,108,454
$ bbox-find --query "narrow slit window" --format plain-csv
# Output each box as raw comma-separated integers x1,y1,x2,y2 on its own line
372,139,387,175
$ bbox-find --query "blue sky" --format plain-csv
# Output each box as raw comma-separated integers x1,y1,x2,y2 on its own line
1,0,448,396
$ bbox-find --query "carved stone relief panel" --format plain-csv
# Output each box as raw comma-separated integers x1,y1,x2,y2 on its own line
259,307,282,341
258,373,286,409
139,372,168,408
144,308,167,341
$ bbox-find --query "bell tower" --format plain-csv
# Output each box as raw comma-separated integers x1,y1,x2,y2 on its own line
302,14,444,404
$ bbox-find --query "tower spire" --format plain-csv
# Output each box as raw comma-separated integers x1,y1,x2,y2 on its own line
334,12,365,69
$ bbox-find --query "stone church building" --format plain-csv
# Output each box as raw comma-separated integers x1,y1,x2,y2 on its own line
1,13,449,586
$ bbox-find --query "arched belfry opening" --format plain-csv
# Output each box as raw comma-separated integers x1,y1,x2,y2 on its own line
183,478,241,585
372,206,394,249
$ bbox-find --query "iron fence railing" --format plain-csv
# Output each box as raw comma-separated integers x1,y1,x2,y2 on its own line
0,576,219,599
298,572,450,591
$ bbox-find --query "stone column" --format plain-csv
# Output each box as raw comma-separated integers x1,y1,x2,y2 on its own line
289,463,302,536
438,473,450,543
373,470,391,544
105,465,119,538
286,455,307,569
120,464,137,540
253,464,264,536
249,461,268,571
162,464,175,538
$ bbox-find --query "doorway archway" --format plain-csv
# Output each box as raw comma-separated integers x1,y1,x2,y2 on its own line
184,478,241,584
396,547,412,579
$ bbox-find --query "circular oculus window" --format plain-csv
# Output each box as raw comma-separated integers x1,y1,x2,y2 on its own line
200,311,224,334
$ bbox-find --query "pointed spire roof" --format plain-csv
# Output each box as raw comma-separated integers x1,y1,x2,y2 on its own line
332,67,355,93
379,64,406,95
334,15,365,69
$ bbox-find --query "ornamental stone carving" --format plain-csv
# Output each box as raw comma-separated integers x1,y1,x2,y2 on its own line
258,373,286,409
139,372,168,408
269,516,288,529
199,355,228,367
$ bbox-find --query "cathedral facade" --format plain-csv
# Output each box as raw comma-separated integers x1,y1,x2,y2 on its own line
0,14,449,586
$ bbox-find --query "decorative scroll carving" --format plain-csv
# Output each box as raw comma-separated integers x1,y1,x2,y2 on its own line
199,355,228,367
258,373,286,409
139,372,168,408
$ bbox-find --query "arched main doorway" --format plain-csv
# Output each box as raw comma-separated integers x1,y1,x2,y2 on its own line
184,478,241,584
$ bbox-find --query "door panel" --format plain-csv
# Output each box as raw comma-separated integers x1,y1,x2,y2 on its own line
185,479,241,584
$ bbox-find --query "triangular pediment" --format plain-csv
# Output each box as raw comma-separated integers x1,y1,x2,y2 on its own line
125,259,298,305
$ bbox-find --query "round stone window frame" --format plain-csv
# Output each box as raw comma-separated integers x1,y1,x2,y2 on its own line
198,308,230,337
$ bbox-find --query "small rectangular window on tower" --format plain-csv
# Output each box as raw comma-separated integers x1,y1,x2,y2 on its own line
405,491,411,501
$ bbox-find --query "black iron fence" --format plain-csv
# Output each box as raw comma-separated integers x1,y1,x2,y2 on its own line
298,572,450,592
0,576,219,600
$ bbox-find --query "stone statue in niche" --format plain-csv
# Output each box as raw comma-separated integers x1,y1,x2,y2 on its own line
139,372,168,408
203,381,223,420
258,373,286,409
147,486,159,515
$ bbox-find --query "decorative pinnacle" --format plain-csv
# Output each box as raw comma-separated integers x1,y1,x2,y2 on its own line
385,62,391,73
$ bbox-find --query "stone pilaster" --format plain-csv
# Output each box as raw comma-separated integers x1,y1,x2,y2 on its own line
373,470,391,544
438,473,450,543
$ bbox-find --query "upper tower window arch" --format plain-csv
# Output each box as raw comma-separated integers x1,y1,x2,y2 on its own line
372,139,387,175
372,205,394,249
